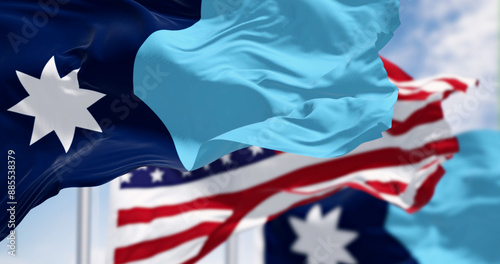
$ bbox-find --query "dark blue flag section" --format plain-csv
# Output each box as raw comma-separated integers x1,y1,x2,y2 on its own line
264,131,500,264
0,0,201,239
264,188,417,264
0,0,400,240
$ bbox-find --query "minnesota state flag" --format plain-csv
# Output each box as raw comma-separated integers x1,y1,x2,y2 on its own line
0,0,399,238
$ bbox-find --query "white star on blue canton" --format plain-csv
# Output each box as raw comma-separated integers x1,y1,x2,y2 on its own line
150,168,164,183
248,146,264,156
181,171,192,178
220,154,232,165
9,57,105,152
289,205,358,264
120,173,133,183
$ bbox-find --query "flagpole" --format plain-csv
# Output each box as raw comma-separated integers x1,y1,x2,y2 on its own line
225,234,238,264
77,187,91,264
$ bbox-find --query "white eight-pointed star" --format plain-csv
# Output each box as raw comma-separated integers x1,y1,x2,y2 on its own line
8,57,105,152
289,205,358,264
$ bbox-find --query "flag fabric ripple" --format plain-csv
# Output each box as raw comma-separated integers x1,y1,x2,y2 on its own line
107,60,477,264
386,130,500,264
134,0,401,170
0,0,400,239
263,131,500,264
0,0,202,240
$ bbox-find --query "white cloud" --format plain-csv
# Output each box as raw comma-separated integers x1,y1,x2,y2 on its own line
418,0,497,78
383,0,498,132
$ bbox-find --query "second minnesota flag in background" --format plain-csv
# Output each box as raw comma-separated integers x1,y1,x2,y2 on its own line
263,131,500,264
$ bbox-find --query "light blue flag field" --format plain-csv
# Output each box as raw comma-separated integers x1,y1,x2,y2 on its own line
134,0,401,170
0,0,399,240
263,131,500,264
386,130,500,264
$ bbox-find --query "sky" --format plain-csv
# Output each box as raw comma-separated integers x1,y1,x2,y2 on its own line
1,1,498,264
382,0,498,134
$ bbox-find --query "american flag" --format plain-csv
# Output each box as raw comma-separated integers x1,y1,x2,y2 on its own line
106,59,477,264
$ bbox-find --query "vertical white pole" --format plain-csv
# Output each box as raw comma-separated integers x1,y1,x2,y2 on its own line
77,187,91,264
226,234,238,264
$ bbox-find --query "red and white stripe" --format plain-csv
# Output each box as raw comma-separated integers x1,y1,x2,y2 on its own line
107,58,477,264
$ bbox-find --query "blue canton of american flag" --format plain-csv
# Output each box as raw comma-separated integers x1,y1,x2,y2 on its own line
119,146,275,188
106,59,478,264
